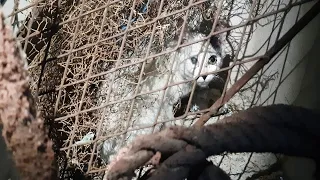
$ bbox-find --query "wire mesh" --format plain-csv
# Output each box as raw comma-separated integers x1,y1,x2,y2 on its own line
2,0,318,179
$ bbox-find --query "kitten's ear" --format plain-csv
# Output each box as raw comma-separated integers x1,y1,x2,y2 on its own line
209,35,222,51
218,21,229,42
209,21,229,54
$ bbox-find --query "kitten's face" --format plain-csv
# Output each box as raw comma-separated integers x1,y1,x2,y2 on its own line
176,34,224,88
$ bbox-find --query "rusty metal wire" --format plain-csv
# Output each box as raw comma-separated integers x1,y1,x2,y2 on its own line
2,0,318,179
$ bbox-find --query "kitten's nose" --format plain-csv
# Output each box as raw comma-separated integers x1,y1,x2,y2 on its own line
202,75,207,80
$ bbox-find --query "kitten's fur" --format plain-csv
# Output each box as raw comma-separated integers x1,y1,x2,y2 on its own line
101,32,227,163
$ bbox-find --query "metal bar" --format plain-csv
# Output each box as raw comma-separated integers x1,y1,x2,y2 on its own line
73,7,109,171
53,56,266,122
5,0,44,17
54,0,85,117
25,0,314,69
22,0,208,45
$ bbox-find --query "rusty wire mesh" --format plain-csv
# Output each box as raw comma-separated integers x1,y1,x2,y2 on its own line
2,0,318,179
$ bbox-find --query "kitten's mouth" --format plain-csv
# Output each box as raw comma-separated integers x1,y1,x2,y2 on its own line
196,77,210,88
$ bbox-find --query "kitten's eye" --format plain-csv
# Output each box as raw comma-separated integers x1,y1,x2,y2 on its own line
190,57,198,64
208,55,217,64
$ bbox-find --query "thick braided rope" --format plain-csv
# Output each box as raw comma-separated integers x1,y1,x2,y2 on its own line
106,104,320,180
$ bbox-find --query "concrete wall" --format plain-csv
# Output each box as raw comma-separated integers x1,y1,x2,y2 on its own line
281,10,320,180
212,0,320,179
248,2,320,179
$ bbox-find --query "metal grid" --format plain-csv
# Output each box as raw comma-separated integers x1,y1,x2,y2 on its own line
2,0,319,179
